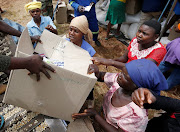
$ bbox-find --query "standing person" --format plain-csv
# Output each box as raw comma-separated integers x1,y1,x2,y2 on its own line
72,59,168,132
37,0,53,18
132,88,180,132
25,1,57,37
69,0,101,46
138,0,167,27
105,0,126,40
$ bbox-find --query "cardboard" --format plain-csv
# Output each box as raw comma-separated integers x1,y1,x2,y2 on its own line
56,1,67,24
3,28,97,122
67,118,95,132
126,0,142,15
168,22,180,41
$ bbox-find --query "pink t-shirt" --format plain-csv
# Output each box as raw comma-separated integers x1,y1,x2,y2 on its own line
103,72,148,132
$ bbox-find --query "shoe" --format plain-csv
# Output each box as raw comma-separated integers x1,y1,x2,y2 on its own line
95,40,101,46
105,34,114,40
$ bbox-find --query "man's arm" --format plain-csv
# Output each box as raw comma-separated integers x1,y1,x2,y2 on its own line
69,0,80,11
0,20,21,37
0,20,41,43
0,55,55,81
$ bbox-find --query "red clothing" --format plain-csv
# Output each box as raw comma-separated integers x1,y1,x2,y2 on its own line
127,37,166,66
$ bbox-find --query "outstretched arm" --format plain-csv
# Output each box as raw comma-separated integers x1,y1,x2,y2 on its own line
8,55,55,81
92,57,125,69
132,88,180,113
114,50,129,63
0,20,41,43
72,109,121,132
0,20,21,37
87,64,105,82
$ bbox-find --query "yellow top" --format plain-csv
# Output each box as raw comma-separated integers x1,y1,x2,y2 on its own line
24,1,42,13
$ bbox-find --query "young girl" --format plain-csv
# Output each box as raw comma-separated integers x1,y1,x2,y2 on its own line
72,59,168,132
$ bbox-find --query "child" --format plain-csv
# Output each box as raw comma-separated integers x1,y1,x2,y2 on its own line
72,59,168,132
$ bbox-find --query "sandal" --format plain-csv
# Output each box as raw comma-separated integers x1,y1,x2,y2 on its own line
0,115,4,129
105,34,114,40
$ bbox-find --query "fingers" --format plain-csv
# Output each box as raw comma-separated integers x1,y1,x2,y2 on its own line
132,91,143,108
44,63,55,73
41,69,51,80
36,73,40,81
72,113,89,119
87,65,95,74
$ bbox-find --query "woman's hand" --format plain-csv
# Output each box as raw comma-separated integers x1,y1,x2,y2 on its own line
91,57,113,66
132,88,156,108
72,108,98,120
87,64,100,78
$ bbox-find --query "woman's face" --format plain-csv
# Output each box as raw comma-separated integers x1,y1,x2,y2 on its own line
29,8,41,19
136,25,158,45
117,67,137,91
69,26,83,45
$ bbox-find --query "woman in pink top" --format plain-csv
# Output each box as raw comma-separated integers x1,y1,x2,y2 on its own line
72,59,168,132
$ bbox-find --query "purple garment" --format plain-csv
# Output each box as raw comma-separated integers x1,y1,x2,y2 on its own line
163,37,180,65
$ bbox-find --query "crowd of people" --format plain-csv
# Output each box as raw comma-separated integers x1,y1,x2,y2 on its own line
0,0,180,131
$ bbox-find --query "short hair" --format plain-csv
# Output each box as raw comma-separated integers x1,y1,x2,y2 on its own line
142,20,161,35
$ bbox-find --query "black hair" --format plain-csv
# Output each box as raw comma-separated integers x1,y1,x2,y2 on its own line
142,20,161,35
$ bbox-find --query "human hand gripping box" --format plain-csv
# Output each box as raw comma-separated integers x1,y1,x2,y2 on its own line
3,28,97,122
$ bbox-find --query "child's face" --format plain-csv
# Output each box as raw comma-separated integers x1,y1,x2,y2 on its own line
69,26,83,45
30,8,41,19
117,67,137,91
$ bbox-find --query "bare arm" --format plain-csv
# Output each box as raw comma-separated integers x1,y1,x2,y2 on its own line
0,20,21,37
114,50,129,63
9,55,55,81
92,57,125,69
72,109,122,132
87,64,106,82
0,20,42,43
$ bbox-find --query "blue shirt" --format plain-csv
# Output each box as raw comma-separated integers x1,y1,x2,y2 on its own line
69,0,97,18
142,0,167,12
26,16,56,36
66,38,96,57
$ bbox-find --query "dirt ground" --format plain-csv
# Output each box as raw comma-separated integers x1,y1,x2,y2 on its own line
1,0,180,131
